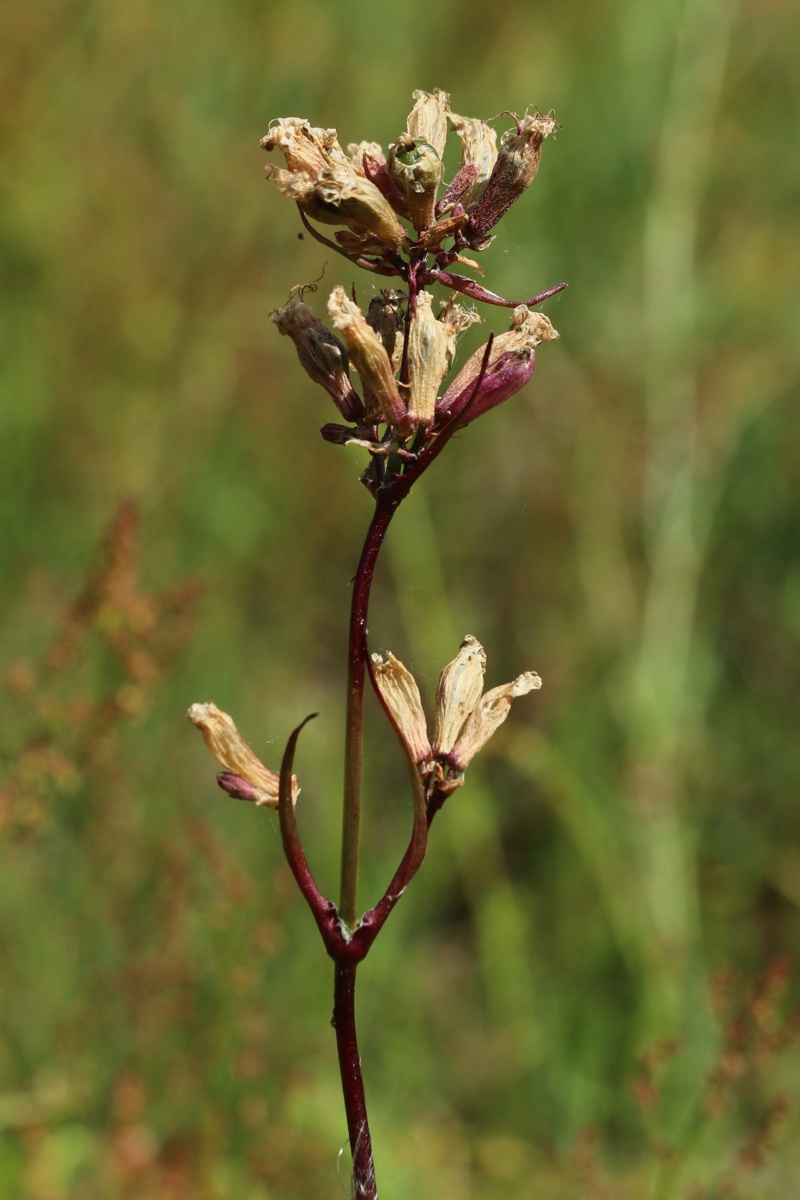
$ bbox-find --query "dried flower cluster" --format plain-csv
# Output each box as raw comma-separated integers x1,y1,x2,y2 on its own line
265,88,560,486
190,89,559,808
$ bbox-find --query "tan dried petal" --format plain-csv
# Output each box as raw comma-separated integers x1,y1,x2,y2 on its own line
438,299,482,372
260,118,350,175
449,671,542,770
187,702,299,808
347,140,386,175
446,110,498,211
407,88,450,158
406,291,449,425
327,286,414,434
433,635,487,756
371,652,432,764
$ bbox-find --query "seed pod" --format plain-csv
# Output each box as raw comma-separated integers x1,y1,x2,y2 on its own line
371,652,432,764
366,291,405,366
386,134,443,232
433,636,487,756
435,309,558,426
271,300,364,422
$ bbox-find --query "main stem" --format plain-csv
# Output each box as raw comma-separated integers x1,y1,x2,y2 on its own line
333,959,376,1200
340,495,398,930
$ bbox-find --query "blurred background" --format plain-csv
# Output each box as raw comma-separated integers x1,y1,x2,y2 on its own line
2,0,800,1195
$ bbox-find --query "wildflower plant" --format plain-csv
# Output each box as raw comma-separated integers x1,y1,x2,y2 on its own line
189,88,564,1198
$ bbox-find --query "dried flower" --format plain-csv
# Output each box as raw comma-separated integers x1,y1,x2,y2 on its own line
436,308,558,427
406,291,449,425
386,135,443,232
433,635,487,757
372,636,541,797
327,286,415,435
446,110,498,213
271,299,364,422
467,110,558,246
265,164,408,248
188,702,299,809
370,652,432,764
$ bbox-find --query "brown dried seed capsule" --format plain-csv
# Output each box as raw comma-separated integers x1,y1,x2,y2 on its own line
467,110,558,244
271,300,364,422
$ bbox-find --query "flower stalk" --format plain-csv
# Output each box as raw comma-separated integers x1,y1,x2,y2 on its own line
189,89,563,1198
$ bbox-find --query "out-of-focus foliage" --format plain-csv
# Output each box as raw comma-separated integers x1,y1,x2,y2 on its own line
2,0,800,1195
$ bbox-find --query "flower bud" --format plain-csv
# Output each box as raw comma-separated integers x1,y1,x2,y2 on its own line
386,134,443,232
188,702,299,809
449,672,542,771
371,652,432,764
433,635,487,757
406,291,449,426
271,300,364,422
327,287,415,436
467,110,558,245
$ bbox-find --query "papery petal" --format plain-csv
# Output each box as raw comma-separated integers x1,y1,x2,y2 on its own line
446,110,498,213
433,636,486,757
406,291,449,425
406,88,450,158
371,652,432,764
261,118,349,175
448,672,542,770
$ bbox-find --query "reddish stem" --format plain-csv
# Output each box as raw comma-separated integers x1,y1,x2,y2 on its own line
333,960,377,1200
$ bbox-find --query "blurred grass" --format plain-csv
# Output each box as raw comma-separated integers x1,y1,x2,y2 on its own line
2,0,800,1195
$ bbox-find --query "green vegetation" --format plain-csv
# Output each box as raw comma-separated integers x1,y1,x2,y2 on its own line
2,0,800,1196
